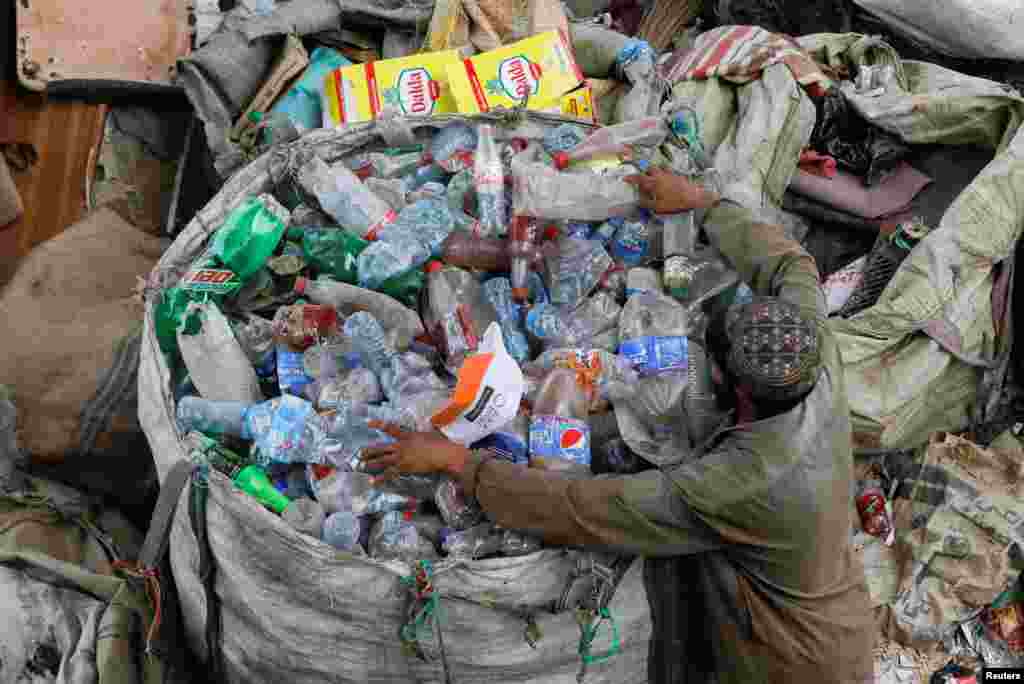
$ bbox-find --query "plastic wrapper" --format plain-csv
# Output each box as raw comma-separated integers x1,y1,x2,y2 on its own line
545,236,613,308
434,476,484,531
856,472,895,546
525,348,638,412
368,511,438,561
510,143,641,221
179,302,265,404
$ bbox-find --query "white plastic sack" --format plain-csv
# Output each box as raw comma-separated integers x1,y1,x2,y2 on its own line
852,0,1024,61
140,114,653,684
178,301,264,403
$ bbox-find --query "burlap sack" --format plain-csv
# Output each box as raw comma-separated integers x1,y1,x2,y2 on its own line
0,207,164,491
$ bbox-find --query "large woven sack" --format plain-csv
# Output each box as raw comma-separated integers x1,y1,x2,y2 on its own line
139,113,653,684
0,208,164,507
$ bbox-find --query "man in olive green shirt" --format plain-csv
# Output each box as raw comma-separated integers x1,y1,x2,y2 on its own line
364,169,875,684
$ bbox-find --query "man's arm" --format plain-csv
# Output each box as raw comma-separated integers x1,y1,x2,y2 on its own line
457,451,725,557
703,200,826,322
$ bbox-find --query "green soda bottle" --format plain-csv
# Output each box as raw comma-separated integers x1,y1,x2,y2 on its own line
184,431,250,480
211,194,291,281
234,465,291,514
377,266,426,308
302,226,368,284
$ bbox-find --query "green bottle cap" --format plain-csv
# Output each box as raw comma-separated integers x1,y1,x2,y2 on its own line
234,465,291,514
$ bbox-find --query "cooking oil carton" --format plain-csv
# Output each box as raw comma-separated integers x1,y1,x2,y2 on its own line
446,30,583,114
322,49,463,126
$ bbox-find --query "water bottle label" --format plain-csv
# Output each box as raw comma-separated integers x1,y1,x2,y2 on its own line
612,228,649,266
277,346,315,397
620,336,688,375
625,286,655,299
529,415,590,466
472,430,529,465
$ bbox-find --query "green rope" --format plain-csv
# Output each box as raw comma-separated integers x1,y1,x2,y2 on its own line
577,606,622,667
399,560,442,647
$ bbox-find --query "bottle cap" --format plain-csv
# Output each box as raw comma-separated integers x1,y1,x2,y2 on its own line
511,287,530,302
426,260,444,274
293,277,308,295
543,225,560,242
553,151,570,170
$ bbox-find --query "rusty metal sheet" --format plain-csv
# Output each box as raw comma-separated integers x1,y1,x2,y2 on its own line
16,0,191,92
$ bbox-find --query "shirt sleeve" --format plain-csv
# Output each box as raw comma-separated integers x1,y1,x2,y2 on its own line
702,200,826,323
458,451,726,557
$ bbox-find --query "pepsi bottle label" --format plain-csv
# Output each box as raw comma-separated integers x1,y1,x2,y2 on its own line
620,336,688,375
529,415,591,466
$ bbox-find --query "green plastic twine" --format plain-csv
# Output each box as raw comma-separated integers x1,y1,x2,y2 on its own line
400,560,442,647
577,606,622,666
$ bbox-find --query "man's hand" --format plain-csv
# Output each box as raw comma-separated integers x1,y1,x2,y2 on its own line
362,422,469,485
623,167,720,214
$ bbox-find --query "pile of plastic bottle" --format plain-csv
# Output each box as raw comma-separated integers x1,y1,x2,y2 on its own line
160,115,748,563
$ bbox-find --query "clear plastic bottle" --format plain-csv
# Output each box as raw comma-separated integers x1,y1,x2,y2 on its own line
618,292,691,377
176,395,328,466
545,235,614,308
428,122,478,173
316,367,383,412
342,312,397,379
482,277,531,364
368,510,438,561
434,477,484,531
529,369,591,473
424,262,499,372
232,314,277,385
551,117,668,170
525,292,621,349
473,124,507,238
509,215,539,302
306,464,353,515
323,511,365,552
610,210,654,266
297,155,397,241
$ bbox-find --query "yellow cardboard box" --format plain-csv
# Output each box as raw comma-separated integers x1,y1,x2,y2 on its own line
536,83,598,124
322,49,463,126
446,30,583,114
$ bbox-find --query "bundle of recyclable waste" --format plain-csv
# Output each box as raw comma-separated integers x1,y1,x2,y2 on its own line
157,98,739,565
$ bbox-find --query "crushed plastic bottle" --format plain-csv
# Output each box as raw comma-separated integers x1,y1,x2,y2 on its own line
232,314,277,388
297,155,397,240
551,117,668,171
323,511,365,552
619,292,691,377
545,235,613,308
482,277,531,364
317,367,383,411
368,510,438,561
526,292,621,349
342,312,396,380
356,236,431,291
529,369,591,473
610,210,654,266
434,477,484,531
423,263,499,372
428,121,478,173
210,194,291,281
543,123,587,158
302,226,368,284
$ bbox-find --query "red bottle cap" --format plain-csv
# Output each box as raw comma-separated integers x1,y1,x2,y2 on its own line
553,151,570,170
543,225,560,242
293,276,308,295
426,260,444,273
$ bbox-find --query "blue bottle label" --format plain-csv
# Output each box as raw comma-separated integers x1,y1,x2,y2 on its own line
619,336,688,375
254,351,277,379
529,415,591,466
472,430,529,465
277,346,314,397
